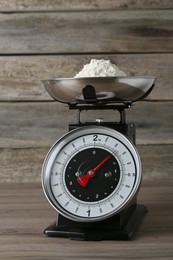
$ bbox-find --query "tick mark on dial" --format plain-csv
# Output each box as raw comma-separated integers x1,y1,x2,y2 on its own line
65,201,70,207
56,161,61,164
53,183,59,186
127,162,132,165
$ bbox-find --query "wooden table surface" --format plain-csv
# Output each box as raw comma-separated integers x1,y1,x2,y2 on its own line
0,181,172,260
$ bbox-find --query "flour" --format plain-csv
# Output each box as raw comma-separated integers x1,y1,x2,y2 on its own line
74,59,126,77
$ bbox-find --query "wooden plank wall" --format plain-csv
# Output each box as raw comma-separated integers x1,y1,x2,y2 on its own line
0,0,173,182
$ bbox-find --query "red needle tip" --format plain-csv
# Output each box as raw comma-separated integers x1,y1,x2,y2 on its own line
93,155,111,173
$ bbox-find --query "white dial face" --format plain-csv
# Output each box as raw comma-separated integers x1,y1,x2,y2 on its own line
42,126,141,222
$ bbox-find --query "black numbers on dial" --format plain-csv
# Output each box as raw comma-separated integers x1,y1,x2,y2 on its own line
93,134,98,141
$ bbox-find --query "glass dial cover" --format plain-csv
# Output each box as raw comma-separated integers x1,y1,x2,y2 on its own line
42,126,141,222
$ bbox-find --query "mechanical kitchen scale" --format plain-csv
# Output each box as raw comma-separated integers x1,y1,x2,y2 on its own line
41,76,156,240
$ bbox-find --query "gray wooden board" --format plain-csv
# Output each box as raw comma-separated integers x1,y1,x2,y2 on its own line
0,101,172,148
0,10,172,54
0,0,172,11
0,1,172,187
0,54,172,101
0,182,173,259
0,145,172,182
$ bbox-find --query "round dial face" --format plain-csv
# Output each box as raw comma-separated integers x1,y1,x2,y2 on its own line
42,126,141,222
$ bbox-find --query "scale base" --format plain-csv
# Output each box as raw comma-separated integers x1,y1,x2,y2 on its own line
44,204,146,241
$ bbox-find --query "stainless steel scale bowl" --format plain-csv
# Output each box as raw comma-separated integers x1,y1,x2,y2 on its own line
42,76,156,104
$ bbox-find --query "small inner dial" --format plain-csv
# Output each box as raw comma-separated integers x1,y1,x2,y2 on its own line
65,147,121,202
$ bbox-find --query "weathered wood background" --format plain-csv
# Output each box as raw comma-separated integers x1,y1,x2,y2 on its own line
0,0,173,182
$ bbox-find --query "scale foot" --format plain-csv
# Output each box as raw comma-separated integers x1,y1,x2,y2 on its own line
44,204,147,241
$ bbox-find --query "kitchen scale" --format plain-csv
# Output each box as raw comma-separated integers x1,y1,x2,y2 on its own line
41,76,156,240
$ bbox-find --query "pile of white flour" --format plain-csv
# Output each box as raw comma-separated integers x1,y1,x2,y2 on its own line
74,59,126,77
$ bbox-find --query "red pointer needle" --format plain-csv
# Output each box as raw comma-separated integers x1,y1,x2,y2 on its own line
77,155,111,187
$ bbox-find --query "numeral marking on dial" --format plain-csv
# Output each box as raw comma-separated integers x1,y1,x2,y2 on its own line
87,209,91,217
93,135,101,142
93,134,98,141
96,194,99,199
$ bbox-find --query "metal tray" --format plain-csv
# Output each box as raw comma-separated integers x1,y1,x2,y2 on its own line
42,76,156,104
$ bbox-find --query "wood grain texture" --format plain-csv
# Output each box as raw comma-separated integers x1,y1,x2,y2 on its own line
0,182,172,259
0,145,172,183
0,0,172,11
0,10,172,54
0,102,172,149
0,4,172,259
0,54,172,101
0,1,172,185
0,101,172,182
